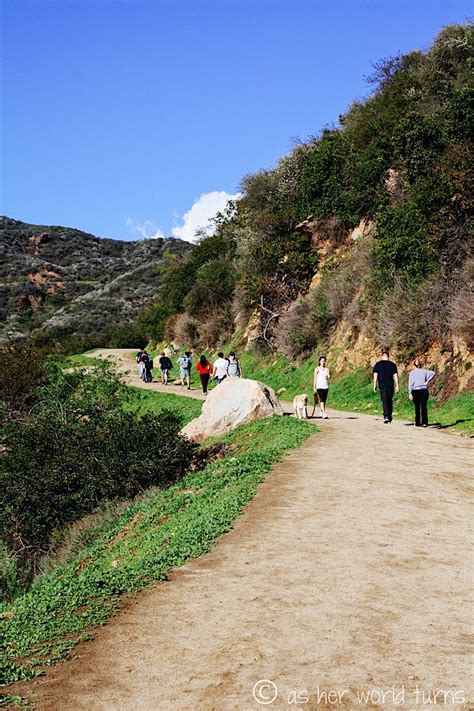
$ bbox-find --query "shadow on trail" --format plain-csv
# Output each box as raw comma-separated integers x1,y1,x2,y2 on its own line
431,419,471,429
403,419,472,430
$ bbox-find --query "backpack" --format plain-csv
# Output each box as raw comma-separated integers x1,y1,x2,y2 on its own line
181,355,189,369
227,359,240,376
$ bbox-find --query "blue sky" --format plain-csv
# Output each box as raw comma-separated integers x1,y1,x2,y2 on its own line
1,0,471,242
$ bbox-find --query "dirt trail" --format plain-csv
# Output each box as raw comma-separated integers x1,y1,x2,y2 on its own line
24,350,473,709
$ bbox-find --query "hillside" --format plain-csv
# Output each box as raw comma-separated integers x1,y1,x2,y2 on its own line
134,24,473,400
0,217,190,345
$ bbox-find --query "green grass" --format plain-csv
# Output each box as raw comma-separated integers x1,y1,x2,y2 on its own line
125,387,203,424
0,415,313,688
63,353,100,367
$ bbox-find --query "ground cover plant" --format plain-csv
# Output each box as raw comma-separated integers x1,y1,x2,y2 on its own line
0,415,313,688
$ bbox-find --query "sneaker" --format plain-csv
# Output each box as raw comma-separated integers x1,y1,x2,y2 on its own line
422,424,427,428
318,409,323,418
323,414,328,419
384,418,390,424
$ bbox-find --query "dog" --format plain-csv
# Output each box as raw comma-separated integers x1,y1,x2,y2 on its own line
293,393,309,420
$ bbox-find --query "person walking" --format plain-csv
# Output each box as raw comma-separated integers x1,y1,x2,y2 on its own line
136,349,144,379
178,352,192,389
313,356,330,418
408,359,436,427
159,352,173,385
373,348,399,424
196,355,212,395
139,350,149,381
213,352,229,384
227,351,243,378
144,352,154,382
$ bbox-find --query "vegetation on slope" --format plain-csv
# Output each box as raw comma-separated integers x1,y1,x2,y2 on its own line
0,344,196,598
135,25,473,376
0,216,190,349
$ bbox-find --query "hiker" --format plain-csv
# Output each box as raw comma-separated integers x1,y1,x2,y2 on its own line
138,350,148,381
159,352,173,385
373,348,399,424
136,349,145,379
144,352,154,382
408,359,436,427
313,355,330,418
178,351,192,389
213,352,229,384
196,354,212,395
227,351,243,378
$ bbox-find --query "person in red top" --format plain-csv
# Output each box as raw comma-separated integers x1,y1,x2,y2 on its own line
196,355,212,395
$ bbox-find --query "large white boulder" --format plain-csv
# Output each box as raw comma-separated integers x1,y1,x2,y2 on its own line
181,378,283,442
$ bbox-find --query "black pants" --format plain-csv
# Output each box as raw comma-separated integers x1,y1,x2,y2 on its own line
379,386,394,421
412,389,429,426
200,373,210,393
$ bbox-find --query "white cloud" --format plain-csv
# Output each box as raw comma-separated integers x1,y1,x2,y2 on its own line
125,217,166,240
171,191,241,243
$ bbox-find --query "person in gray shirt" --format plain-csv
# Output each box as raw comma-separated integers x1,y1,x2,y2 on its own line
408,359,436,427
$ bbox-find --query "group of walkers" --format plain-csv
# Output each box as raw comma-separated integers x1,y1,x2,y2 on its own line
136,348,242,396
372,348,436,426
313,347,436,427
138,345,437,427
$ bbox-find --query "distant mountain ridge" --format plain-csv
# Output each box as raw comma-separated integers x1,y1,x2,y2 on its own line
0,216,191,342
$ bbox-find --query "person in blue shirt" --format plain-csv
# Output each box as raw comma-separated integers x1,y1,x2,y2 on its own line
178,351,192,389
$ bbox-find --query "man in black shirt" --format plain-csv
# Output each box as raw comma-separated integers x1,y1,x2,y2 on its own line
373,349,399,424
158,352,173,385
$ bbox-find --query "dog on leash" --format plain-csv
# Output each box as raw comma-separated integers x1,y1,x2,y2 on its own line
293,393,309,419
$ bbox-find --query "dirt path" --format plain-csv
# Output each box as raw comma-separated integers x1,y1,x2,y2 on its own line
24,350,473,710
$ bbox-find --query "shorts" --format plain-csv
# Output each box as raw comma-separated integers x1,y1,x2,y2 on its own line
180,368,189,377
316,388,329,403
161,369,169,375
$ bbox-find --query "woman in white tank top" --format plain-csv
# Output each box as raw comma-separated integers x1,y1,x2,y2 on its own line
313,356,330,418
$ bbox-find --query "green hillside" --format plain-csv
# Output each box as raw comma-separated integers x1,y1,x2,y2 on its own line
135,24,473,399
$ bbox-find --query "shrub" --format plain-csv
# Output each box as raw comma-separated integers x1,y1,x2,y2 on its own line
450,259,474,348
373,277,431,356
372,203,435,288
0,359,195,589
0,343,48,426
274,296,319,359
167,313,201,348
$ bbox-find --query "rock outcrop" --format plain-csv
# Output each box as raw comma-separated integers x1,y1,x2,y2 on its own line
181,378,283,442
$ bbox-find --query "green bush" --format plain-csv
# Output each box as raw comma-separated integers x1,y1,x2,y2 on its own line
372,203,435,287
0,356,195,592
1,410,194,560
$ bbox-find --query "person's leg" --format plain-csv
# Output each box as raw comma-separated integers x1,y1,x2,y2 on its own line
201,373,209,394
421,389,429,426
379,387,392,421
316,389,323,417
412,390,421,426
318,389,328,417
